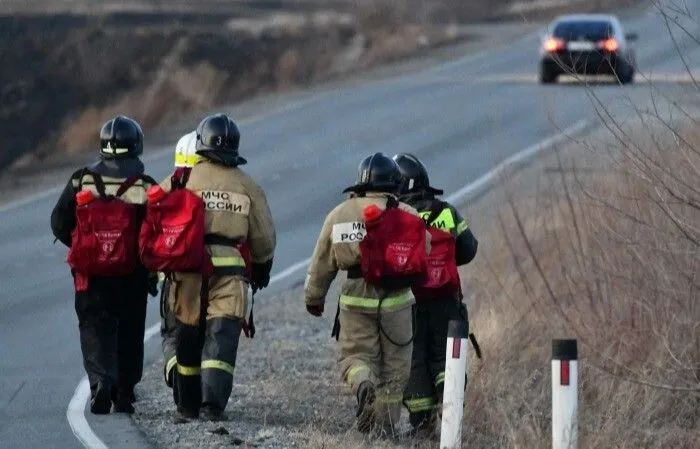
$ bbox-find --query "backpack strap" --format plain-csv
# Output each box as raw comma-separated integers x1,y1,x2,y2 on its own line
385,195,400,209
171,167,192,190
424,199,446,227
91,173,108,199
115,175,142,198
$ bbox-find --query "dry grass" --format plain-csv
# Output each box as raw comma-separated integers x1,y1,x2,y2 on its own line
281,113,700,449
459,114,700,447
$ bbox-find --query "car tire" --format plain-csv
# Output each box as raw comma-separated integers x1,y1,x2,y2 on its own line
616,62,634,85
539,66,557,84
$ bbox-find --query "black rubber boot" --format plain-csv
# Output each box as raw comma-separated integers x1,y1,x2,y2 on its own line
355,380,376,433
112,388,135,414
90,381,112,415
200,404,225,422
173,407,198,424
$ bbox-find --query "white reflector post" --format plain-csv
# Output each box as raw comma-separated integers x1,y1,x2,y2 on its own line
440,319,468,449
552,339,578,449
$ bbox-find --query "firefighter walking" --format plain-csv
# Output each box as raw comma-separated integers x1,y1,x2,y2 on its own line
50,115,159,414
304,152,430,437
392,153,478,437
160,113,276,422
160,130,201,400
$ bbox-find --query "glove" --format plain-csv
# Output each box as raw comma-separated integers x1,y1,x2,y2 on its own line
148,272,159,298
306,304,324,317
251,259,273,290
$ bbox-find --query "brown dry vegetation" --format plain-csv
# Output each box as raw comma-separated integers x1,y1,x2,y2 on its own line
277,116,700,449
457,112,700,447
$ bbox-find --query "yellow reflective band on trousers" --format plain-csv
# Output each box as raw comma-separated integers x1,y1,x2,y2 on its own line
346,365,370,386
211,256,246,267
419,208,455,231
177,363,201,376
435,372,445,386
376,393,403,404
405,397,436,412
165,356,177,377
201,359,235,376
339,292,412,309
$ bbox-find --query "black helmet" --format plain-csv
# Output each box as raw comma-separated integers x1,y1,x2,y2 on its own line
343,152,400,194
99,115,143,159
392,153,443,195
195,113,247,167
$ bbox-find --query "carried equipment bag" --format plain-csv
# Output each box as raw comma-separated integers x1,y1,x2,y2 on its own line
139,167,213,276
412,200,461,300
359,196,428,290
67,172,141,278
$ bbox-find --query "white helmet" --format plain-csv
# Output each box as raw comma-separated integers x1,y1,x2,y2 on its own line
174,131,200,168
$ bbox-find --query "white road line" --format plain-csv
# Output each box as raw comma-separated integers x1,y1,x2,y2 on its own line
66,117,591,448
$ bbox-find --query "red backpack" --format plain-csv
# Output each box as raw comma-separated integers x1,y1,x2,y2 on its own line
139,167,213,276
411,201,461,300
359,196,428,291
67,173,142,278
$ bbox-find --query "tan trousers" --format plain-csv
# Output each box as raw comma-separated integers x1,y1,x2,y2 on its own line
338,306,413,426
167,273,248,325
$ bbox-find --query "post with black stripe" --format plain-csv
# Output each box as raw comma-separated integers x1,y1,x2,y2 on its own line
439,319,468,449
552,339,578,449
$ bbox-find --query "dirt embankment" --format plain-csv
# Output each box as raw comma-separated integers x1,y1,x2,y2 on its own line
0,4,468,174
0,0,642,176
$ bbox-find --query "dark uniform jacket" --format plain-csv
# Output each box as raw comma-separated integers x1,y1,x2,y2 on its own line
50,160,156,250
401,192,478,266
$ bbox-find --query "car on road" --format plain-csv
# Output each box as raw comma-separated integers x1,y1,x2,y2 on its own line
538,14,638,84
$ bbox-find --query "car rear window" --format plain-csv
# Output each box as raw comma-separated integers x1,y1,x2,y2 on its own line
553,21,613,41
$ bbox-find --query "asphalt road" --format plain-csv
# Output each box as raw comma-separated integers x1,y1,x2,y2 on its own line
0,2,698,448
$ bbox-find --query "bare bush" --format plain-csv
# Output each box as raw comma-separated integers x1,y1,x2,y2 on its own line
459,74,700,449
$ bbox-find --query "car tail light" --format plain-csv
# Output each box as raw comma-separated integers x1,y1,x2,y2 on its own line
599,38,619,52
543,37,565,52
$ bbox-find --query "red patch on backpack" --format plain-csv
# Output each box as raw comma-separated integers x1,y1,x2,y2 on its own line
139,167,213,276
67,174,141,283
359,197,428,290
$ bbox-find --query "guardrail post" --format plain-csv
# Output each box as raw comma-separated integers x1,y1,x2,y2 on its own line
439,319,468,449
552,339,578,449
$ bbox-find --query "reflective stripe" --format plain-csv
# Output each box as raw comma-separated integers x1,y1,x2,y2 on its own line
211,256,245,267
339,292,412,309
201,359,235,376
405,397,436,412
434,372,445,386
419,208,455,230
165,356,177,377
102,147,130,154
212,265,247,276
376,393,403,404
346,365,370,385
456,220,469,235
174,153,201,167
177,364,201,376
